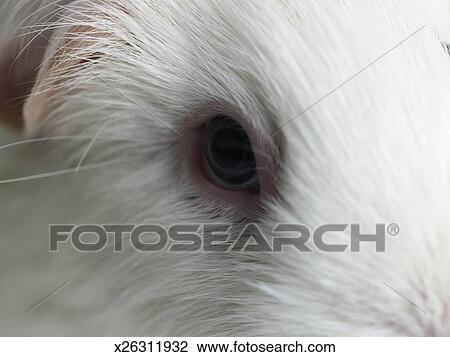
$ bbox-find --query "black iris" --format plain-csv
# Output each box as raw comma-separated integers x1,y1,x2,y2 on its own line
203,116,259,191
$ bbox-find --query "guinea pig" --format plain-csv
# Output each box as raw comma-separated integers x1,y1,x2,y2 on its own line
1,0,450,336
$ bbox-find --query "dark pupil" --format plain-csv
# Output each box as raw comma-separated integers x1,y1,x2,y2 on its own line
204,116,258,189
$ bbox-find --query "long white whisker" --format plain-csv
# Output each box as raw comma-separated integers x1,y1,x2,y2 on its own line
15,0,61,32
0,135,132,151
76,119,115,173
0,158,133,185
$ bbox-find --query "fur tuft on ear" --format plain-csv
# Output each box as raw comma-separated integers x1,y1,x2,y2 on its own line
0,0,73,128
23,23,110,132
1,0,123,133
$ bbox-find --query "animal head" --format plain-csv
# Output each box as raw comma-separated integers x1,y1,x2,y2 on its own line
1,0,450,336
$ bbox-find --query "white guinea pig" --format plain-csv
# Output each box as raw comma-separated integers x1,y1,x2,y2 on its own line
1,0,450,336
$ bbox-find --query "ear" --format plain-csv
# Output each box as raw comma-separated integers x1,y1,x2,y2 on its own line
22,24,105,132
0,1,74,129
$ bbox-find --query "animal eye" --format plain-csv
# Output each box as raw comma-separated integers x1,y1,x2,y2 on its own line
202,116,259,192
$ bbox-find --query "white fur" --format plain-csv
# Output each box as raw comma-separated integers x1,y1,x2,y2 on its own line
1,0,450,336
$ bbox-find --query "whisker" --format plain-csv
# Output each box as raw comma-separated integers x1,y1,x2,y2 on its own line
0,157,134,185
76,119,116,173
15,0,61,32
0,135,132,151
9,27,50,78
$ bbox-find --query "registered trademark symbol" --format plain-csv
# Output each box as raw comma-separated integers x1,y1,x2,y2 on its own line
387,223,400,236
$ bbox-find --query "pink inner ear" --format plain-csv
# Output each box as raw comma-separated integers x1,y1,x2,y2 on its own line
22,25,107,132
0,35,51,129
1,2,124,132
